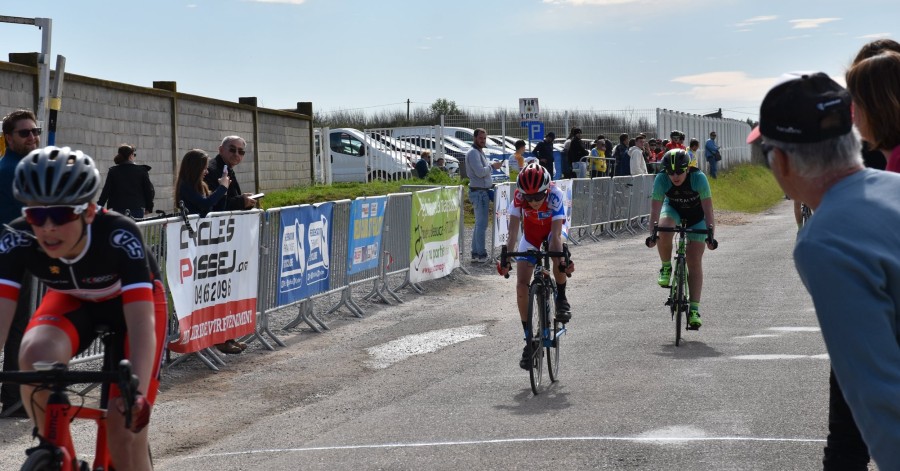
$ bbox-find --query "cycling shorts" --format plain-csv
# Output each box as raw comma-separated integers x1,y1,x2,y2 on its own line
513,233,565,265
25,279,168,405
660,204,709,243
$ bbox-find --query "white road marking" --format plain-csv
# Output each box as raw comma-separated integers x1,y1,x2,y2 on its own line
735,334,779,339
171,435,826,461
366,324,486,369
767,327,820,332
731,354,828,360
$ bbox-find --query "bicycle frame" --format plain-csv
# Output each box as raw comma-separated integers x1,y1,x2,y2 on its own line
0,361,138,471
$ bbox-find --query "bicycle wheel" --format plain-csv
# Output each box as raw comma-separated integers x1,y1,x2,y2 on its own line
20,447,60,471
547,285,561,382
674,262,685,347
527,281,545,394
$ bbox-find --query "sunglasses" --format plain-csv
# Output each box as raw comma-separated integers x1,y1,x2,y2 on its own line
22,203,88,226
760,143,776,169
229,146,246,156
665,168,686,176
522,191,547,202
14,128,42,138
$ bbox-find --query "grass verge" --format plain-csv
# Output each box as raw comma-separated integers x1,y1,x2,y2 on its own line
707,163,784,213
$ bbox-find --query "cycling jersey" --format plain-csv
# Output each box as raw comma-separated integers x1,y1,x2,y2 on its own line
0,210,160,303
509,183,567,247
652,170,712,228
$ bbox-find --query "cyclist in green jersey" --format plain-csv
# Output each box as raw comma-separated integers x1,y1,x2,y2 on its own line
646,149,717,329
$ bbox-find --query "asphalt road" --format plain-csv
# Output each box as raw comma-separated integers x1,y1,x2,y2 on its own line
0,200,866,470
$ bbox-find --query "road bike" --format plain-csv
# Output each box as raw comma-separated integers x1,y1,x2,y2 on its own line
800,202,812,227
0,346,142,470
500,243,571,395
647,222,717,346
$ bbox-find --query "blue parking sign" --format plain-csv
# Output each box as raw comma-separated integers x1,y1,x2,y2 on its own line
528,122,544,141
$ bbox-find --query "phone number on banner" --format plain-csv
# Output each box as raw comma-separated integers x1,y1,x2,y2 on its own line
194,279,233,305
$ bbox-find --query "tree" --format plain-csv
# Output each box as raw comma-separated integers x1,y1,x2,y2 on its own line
430,98,462,117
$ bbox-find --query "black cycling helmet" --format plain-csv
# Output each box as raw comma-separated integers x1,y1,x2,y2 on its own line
670,129,686,140
660,149,690,175
14,146,101,205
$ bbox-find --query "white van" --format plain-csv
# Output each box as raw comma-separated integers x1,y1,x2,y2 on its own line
314,128,414,182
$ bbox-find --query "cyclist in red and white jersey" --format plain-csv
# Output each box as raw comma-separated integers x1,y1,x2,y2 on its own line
497,163,575,369
0,146,166,471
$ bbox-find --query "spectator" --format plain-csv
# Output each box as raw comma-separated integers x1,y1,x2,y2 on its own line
513,140,527,170
667,130,686,150
465,128,502,263
588,137,607,177
752,71,900,471
174,149,230,218
628,135,648,175
205,135,257,211
847,50,900,173
687,138,701,169
0,109,40,418
705,132,722,178
204,135,256,354
532,132,556,177
434,157,448,173
565,127,588,178
415,150,432,178
647,138,664,174
97,144,155,218
612,133,630,176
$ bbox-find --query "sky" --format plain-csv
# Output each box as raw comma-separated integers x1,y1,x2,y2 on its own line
2,0,897,122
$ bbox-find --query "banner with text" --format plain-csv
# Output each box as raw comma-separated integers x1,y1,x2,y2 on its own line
493,183,512,247
166,212,260,353
409,187,460,283
277,203,333,305
347,196,386,275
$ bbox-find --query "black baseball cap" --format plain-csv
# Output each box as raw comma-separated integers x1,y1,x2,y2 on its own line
747,72,852,144
546,132,556,139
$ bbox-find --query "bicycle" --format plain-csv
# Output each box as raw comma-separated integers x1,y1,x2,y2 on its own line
800,202,812,227
500,243,571,395
0,352,142,470
646,222,717,346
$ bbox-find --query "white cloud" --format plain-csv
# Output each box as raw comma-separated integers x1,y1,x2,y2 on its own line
669,71,778,102
789,18,840,29
543,0,638,4
858,32,892,39
745,15,777,22
778,34,812,41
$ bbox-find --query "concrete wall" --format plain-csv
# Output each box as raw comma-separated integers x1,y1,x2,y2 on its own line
0,58,313,214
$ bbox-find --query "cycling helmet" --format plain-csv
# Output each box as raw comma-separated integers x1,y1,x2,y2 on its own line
14,146,101,205
517,163,550,194
660,149,691,174
670,129,685,140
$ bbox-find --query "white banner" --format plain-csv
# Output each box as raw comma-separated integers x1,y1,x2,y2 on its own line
493,183,512,247
165,212,260,353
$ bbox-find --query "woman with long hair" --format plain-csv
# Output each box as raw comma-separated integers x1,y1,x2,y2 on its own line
174,149,230,217
97,144,155,218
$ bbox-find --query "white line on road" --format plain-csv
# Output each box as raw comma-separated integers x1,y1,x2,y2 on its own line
171,435,826,462
731,354,828,360
366,324,486,369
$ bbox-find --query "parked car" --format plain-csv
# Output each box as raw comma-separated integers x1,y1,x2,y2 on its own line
392,135,462,175
314,128,414,182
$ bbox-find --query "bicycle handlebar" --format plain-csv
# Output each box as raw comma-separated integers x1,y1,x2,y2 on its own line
646,223,718,250
499,245,572,279
0,360,140,429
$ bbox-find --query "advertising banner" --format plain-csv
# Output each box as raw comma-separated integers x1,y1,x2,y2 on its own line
277,203,333,306
347,196,386,275
493,183,512,247
166,213,259,353
409,188,460,283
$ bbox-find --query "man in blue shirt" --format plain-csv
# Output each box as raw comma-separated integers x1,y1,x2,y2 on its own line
704,131,721,178
0,109,40,418
750,71,900,471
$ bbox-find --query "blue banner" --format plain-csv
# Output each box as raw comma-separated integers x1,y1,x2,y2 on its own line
277,203,333,306
347,196,387,275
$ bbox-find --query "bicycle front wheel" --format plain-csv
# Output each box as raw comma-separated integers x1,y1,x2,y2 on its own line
20,447,61,471
546,286,561,382
527,281,545,394
674,263,685,347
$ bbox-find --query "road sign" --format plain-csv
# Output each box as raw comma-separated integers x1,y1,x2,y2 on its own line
519,98,540,121
527,122,544,141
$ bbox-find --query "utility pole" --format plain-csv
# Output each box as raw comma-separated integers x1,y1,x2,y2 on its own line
406,99,410,122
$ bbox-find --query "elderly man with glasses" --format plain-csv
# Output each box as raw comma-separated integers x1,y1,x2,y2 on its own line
204,135,258,211
749,71,900,471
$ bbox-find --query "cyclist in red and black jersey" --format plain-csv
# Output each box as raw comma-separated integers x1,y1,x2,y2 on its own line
497,164,575,369
0,146,166,471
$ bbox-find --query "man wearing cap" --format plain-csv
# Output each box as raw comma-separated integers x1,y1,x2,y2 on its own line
532,132,556,178
705,132,721,178
750,71,900,470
